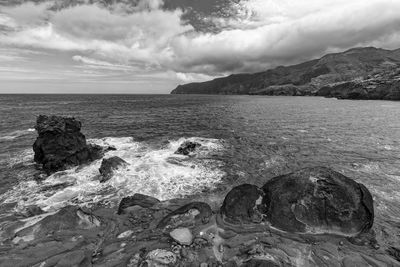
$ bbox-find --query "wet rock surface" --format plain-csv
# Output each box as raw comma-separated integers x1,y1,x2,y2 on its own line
261,167,374,235
99,156,129,183
1,167,398,267
175,141,202,155
118,193,161,214
33,115,103,174
221,184,264,224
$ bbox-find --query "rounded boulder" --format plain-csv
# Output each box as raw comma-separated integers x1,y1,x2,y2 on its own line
261,167,374,235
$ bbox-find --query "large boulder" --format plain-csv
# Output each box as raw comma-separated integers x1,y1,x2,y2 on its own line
220,184,265,224
33,115,103,174
261,167,374,235
99,156,128,183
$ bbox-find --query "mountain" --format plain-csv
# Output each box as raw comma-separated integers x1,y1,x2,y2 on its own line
171,47,400,100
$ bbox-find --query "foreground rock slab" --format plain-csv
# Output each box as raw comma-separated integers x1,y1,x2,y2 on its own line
33,115,103,174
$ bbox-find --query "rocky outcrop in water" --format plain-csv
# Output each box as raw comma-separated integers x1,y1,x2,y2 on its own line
175,141,202,155
33,115,103,174
3,167,398,266
99,156,129,183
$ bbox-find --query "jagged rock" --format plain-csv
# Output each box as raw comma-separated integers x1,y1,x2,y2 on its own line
33,115,103,174
20,205,44,218
261,167,374,235
175,141,201,155
117,194,160,214
220,184,265,224
99,156,128,183
157,202,212,229
145,249,177,266
169,228,193,245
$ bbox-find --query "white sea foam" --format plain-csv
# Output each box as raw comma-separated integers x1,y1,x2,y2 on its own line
1,137,225,213
0,128,35,141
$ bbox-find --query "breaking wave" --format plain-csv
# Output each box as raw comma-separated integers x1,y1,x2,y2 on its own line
0,137,225,213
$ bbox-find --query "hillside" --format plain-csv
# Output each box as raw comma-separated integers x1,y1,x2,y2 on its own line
171,47,400,99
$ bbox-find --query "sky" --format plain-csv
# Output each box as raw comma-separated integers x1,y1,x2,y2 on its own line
1,0,400,94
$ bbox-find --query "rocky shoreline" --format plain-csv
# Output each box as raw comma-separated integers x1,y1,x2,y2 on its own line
0,116,399,266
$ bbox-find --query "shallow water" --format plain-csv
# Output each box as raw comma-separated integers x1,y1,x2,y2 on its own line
1,94,400,246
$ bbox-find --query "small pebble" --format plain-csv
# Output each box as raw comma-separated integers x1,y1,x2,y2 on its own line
339,241,344,246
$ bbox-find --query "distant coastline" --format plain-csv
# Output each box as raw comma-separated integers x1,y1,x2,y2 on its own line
171,46,400,100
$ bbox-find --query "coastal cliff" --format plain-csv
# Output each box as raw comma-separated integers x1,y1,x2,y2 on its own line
171,47,400,100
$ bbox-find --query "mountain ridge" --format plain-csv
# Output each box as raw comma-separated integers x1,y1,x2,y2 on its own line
171,46,400,100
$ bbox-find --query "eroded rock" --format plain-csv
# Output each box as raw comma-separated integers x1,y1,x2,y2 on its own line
220,184,265,224
261,167,374,235
157,202,212,229
118,194,160,214
33,115,103,174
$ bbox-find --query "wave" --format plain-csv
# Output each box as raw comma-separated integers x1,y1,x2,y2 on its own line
0,128,35,141
0,136,225,213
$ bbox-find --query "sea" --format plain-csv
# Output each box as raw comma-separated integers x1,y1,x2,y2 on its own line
0,94,400,246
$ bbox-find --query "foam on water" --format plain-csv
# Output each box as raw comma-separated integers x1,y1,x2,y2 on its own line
0,128,35,141
0,137,225,213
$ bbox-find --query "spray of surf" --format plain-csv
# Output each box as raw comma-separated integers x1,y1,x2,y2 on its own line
0,137,225,213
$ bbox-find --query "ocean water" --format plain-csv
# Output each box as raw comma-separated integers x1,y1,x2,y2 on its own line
1,94,400,246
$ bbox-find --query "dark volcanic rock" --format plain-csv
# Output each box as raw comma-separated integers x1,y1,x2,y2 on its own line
175,141,201,155
99,156,128,183
33,115,103,174
117,193,160,214
220,184,265,224
157,202,213,229
261,167,374,235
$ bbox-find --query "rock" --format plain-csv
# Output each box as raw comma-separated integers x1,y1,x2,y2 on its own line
241,259,280,267
261,167,374,235
33,115,103,174
220,184,265,224
387,246,400,262
175,141,201,155
21,205,44,218
117,230,134,239
117,194,160,214
170,228,193,245
13,206,100,242
145,249,177,266
99,156,128,183
157,202,212,229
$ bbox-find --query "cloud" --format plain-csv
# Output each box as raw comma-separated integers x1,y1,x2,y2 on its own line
72,55,135,71
1,0,400,89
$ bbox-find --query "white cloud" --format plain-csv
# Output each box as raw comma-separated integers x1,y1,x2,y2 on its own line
1,0,400,89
